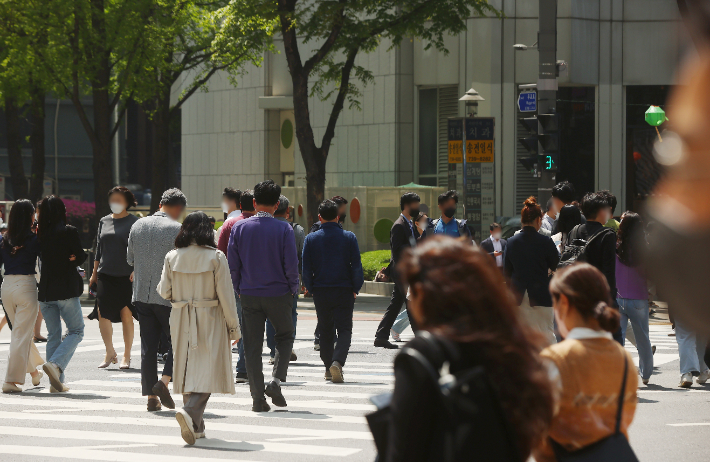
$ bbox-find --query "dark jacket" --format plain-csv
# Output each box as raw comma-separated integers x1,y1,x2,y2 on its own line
570,221,617,301
390,215,418,265
504,226,559,307
422,217,473,241
302,221,364,294
38,224,88,302
480,236,507,262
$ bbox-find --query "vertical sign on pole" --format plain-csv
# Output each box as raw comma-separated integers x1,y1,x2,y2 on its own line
464,117,495,243
447,118,464,193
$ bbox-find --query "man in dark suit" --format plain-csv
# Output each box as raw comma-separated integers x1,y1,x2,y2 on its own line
373,192,420,349
480,223,507,270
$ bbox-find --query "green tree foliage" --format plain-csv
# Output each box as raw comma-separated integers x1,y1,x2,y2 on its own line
220,0,500,227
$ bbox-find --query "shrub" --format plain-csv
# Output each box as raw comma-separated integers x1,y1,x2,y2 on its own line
63,199,96,220
361,250,391,281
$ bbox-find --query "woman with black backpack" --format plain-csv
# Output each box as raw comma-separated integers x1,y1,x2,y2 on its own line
372,236,554,462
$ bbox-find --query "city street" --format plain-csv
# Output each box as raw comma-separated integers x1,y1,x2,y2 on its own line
0,295,707,462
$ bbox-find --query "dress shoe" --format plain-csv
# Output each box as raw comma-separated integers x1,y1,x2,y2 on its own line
290,350,297,361
265,381,287,407
147,397,162,411
119,357,131,369
235,372,249,384
175,409,196,445
43,362,63,391
151,380,175,409
31,370,44,387
374,338,399,349
324,369,332,381
98,353,118,369
33,336,47,343
2,382,21,393
252,398,271,412
329,361,344,383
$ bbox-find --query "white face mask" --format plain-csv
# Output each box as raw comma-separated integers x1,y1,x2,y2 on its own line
110,202,125,214
492,232,502,240
221,202,230,213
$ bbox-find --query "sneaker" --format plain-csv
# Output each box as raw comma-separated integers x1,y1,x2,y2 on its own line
642,378,650,385
697,370,710,384
290,350,297,361
680,372,693,388
330,361,344,383
175,409,197,445
43,362,62,391
151,380,175,409
235,372,249,384
232,347,239,354
268,357,275,365
194,431,205,439
157,353,165,364
31,370,44,387
265,381,287,407
374,338,399,349
324,369,332,381
147,397,162,412
314,343,320,351
49,384,70,393
252,398,271,412
390,329,401,342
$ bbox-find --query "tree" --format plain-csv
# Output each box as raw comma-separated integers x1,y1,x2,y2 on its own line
224,0,500,226
132,0,274,212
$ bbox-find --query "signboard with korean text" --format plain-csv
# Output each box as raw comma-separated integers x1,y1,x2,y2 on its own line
447,119,464,163
465,118,494,163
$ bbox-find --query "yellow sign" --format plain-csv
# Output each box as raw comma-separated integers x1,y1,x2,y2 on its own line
448,141,463,163
466,140,494,163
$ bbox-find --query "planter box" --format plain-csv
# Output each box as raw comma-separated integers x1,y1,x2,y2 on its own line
361,281,394,296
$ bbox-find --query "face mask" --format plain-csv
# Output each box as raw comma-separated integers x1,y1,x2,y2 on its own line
443,207,456,219
110,203,125,214
221,202,230,213
492,232,502,240
339,213,347,223
409,208,420,219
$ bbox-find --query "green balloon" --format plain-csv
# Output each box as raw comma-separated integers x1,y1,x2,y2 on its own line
645,106,668,127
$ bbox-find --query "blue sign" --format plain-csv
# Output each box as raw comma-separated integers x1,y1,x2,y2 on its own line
517,91,537,112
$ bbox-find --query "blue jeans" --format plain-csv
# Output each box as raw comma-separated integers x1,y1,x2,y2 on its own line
235,295,246,375
267,294,298,357
618,298,653,380
391,308,410,335
675,316,708,375
40,297,84,382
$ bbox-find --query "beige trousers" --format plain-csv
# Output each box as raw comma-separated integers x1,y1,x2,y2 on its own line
3,275,44,384
520,292,557,346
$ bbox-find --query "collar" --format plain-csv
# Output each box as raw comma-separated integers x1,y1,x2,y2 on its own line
153,211,169,218
227,210,241,219
275,217,288,222
439,216,456,225
240,211,255,219
400,213,412,224
321,221,340,228
566,327,613,340
255,211,273,218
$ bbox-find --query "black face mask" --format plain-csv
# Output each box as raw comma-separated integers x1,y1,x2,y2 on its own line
339,213,347,223
443,207,456,219
409,208,420,219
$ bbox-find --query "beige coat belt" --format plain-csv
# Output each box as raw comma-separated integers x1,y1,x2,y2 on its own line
170,299,219,350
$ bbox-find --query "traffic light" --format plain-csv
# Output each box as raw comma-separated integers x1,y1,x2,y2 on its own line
518,116,539,174
538,113,559,172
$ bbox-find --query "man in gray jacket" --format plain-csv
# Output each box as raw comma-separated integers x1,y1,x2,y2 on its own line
127,188,187,412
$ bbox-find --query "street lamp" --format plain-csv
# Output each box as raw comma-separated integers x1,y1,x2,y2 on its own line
459,85,485,117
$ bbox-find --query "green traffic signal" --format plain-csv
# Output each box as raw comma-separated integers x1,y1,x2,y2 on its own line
545,155,554,170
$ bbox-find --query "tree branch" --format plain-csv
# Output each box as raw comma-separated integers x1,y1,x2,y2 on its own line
321,47,357,156
302,1,346,76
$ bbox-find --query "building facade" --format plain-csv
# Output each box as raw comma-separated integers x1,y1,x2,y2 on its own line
180,0,687,219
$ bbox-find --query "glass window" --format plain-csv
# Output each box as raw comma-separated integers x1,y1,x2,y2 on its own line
557,87,595,201
419,89,438,177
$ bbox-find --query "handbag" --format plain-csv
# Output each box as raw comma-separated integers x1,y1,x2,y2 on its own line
550,355,638,462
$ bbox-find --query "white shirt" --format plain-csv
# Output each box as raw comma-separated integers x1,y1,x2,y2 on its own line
566,327,613,340
492,238,503,267
227,209,241,220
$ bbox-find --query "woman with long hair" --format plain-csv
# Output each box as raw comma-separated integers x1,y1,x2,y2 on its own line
37,196,87,392
157,211,240,445
556,204,583,252
616,212,654,385
1,200,45,393
88,187,139,369
535,263,638,461
382,236,553,461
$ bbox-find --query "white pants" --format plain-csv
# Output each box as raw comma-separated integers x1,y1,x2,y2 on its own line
520,292,556,346
3,275,44,384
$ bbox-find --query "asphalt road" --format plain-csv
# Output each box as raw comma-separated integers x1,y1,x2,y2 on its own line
0,296,707,462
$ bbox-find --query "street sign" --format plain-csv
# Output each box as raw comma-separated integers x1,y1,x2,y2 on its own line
465,118,494,163
517,91,537,112
447,119,464,163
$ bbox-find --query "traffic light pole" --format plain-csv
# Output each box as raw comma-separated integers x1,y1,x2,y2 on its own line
537,0,558,204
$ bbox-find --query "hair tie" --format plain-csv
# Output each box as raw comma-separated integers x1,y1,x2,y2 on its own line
593,302,607,317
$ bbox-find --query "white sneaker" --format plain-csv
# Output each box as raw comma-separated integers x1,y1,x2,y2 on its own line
390,329,401,342
697,370,710,384
31,370,43,387
680,372,694,388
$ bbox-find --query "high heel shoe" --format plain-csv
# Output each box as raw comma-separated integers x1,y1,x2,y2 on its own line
98,354,118,369
119,357,131,370
31,370,44,386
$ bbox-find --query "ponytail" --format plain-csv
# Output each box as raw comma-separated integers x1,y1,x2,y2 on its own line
592,301,621,333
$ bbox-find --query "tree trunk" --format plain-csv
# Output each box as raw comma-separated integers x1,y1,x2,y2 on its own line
5,96,28,200
92,84,115,219
29,87,46,203
149,90,171,214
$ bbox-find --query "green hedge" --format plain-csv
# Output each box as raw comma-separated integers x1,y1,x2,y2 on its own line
361,250,391,281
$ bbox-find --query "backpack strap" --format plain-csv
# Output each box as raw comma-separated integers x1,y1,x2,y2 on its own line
584,226,615,248
614,354,630,435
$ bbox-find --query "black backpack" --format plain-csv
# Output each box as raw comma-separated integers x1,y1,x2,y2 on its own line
558,225,614,270
366,332,521,462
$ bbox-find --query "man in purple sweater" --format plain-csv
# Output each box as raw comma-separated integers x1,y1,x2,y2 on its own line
227,180,299,412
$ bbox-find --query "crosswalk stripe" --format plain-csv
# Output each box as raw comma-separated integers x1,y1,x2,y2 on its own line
0,425,361,456
0,411,374,440
0,444,258,462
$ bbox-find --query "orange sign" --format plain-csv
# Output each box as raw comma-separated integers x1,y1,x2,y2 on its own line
448,141,464,163
466,140,494,163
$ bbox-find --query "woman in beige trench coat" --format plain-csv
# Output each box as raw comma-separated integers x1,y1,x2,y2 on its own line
157,211,240,445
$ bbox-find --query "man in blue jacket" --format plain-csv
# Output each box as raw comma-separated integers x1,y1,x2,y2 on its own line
302,200,364,383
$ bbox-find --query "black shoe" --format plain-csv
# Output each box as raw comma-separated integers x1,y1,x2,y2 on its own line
147,397,162,412
235,372,249,384
652,345,657,355
374,338,399,349
151,380,175,409
265,381,287,407
252,398,271,412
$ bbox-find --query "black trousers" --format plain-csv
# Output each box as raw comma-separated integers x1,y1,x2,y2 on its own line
375,281,417,340
313,287,354,369
136,302,173,396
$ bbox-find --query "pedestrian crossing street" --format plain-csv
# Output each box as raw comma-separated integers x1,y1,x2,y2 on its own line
624,324,679,368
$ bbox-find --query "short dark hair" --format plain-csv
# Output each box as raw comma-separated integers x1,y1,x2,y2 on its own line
160,188,187,207
551,181,575,204
108,186,138,209
254,180,281,206
400,192,421,211
222,187,241,206
318,200,338,221
331,196,348,206
240,189,255,211
599,190,617,214
275,195,290,216
581,192,609,220
438,190,459,205
490,222,501,231
207,216,216,224
175,211,216,248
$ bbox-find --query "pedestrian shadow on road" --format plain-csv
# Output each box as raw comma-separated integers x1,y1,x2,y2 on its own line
23,388,111,400
186,438,266,452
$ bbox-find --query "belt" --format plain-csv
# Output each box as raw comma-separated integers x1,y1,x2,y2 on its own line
170,299,219,350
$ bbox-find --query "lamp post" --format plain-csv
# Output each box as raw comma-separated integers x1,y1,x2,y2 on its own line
458,85,486,225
